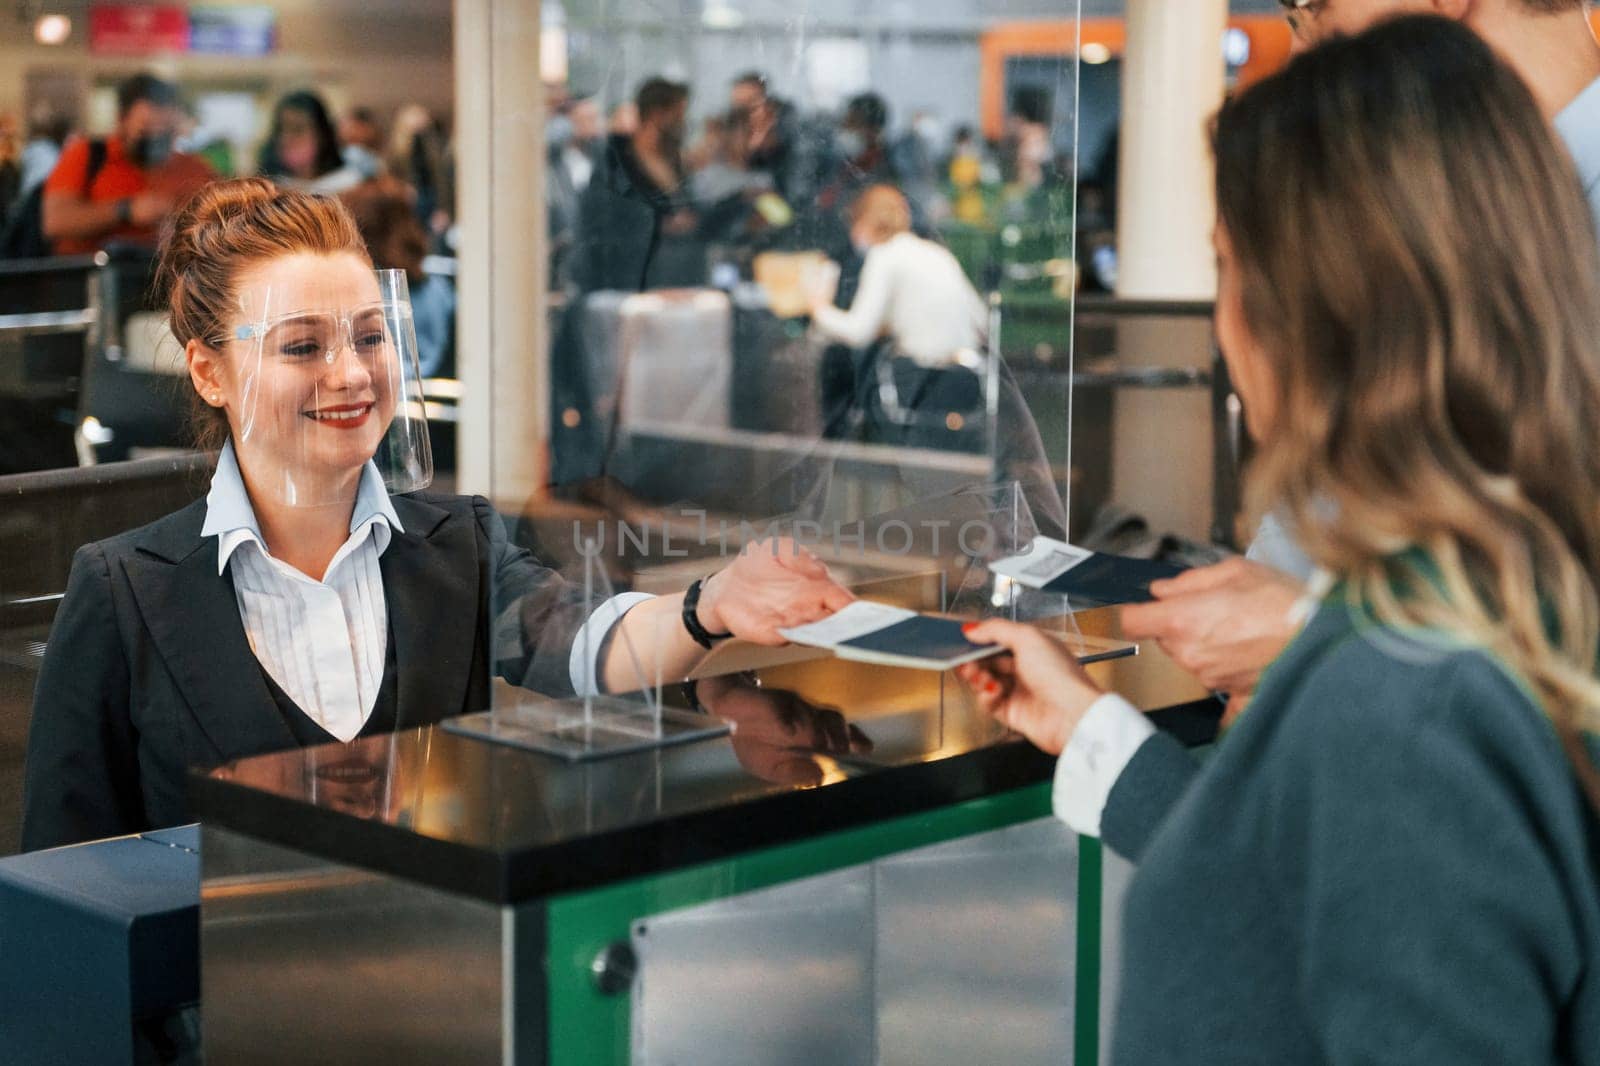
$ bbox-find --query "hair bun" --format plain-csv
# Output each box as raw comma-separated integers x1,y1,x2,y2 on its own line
157,176,277,282
177,176,278,234
154,176,364,351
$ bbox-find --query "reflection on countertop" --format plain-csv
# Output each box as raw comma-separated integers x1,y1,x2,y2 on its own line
194,605,1213,903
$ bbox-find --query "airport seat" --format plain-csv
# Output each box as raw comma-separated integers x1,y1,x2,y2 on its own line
77,250,191,463
0,254,103,473
0,454,214,857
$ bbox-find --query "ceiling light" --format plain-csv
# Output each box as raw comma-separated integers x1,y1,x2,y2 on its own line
701,1,744,29
1081,42,1112,65
34,13,71,45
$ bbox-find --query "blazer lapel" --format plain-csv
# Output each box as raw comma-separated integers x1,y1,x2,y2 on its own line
122,501,295,761
383,496,482,729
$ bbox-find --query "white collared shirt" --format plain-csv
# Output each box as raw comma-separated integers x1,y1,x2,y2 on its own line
203,442,646,741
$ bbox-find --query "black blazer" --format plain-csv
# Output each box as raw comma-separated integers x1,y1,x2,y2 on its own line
20,492,586,852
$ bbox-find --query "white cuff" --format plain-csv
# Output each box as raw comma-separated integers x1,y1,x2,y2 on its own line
1052,692,1156,837
569,592,656,697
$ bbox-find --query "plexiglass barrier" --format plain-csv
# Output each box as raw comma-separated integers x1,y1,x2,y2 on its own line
473,0,1086,758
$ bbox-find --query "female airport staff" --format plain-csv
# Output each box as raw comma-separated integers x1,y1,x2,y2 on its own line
961,19,1600,1063
21,178,853,851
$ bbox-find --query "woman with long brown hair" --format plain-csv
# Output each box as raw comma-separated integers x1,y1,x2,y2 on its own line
960,16,1600,1062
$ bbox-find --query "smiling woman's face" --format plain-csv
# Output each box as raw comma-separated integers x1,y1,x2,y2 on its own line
199,251,396,500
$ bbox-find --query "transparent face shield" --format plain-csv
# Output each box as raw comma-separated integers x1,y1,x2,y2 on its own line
226,267,432,507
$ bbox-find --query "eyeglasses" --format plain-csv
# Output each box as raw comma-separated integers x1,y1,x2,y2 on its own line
231,305,392,363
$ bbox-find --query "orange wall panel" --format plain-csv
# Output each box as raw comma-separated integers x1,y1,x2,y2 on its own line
979,15,1296,141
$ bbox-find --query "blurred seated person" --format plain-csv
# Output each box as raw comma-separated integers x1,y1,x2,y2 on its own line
574,77,697,292
42,73,215,256
806,184,1065,534
20,178,854,851
340,176,455,378
258,90,366,195
808,184,984,367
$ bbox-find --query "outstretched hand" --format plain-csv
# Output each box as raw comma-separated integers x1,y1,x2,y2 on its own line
1119,556,1302,702
696,538,855,647
954,619,1105,756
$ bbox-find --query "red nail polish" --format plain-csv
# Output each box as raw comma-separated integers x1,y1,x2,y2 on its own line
961,622,977,634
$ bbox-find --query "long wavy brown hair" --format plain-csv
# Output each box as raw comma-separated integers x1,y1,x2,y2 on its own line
1215,15,1600,804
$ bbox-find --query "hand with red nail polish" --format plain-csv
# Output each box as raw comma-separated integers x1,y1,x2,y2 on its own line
955,620,1106,756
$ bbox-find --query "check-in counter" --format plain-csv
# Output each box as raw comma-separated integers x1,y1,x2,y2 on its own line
191,605,1215,1066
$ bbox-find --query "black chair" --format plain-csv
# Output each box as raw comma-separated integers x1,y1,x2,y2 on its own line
76,249,192,463
0,453,215,857
0,253,104,473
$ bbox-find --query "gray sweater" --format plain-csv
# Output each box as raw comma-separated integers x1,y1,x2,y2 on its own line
1103,595,1600,1064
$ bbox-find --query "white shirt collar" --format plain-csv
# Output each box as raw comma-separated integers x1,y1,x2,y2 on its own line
1555,75,1600,201
201,440,404,576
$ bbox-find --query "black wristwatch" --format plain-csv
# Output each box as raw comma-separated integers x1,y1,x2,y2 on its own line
114,198,133,226
682,576,733,649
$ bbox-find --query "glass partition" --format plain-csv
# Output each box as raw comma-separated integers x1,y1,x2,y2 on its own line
481,0,1097,753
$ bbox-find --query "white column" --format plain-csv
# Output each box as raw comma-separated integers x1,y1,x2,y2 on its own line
1107,0,1228,541
1116,0,1227,300
454,0,548,502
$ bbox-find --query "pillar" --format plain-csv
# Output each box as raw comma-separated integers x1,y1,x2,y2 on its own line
453,0,547,502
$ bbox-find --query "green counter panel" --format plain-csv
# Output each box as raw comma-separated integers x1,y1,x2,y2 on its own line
545,782,1104,1065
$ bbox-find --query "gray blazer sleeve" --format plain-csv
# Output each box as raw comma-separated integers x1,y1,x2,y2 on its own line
1100,732,1199,863
475,496,591,699
20,544,140,852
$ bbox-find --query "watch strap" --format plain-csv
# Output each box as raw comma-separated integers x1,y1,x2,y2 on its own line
682,577,733,649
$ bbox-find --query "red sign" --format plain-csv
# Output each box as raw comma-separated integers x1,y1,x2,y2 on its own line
89,4,189,56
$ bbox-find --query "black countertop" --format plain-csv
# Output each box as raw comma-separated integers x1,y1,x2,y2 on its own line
191,606,1217,905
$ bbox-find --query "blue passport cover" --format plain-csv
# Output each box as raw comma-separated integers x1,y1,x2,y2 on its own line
839,614,998,664
1040,554,1187,605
